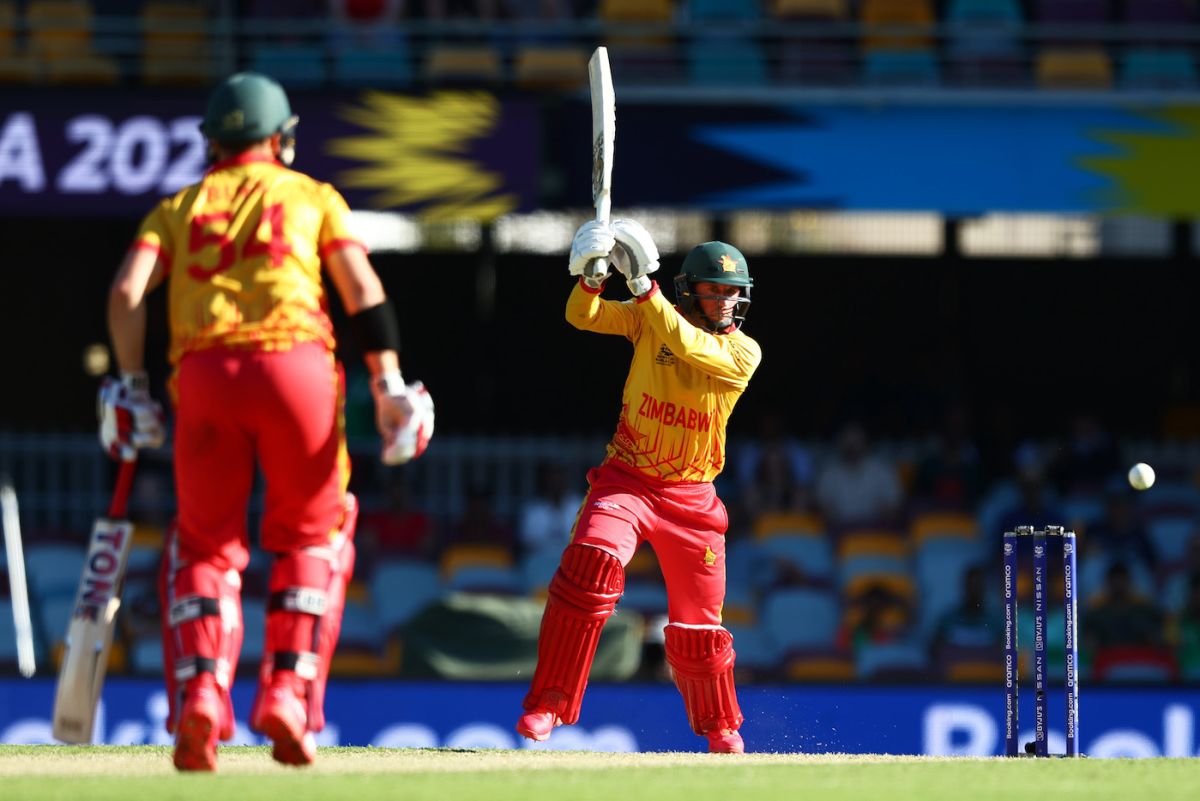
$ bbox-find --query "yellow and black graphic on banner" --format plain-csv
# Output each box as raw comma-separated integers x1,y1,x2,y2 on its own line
1082,106,1200,216
328,91,517,222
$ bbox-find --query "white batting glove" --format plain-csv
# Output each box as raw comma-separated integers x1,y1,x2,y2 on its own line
97,371,166,462
568,220,615,289
373,372,435,465
611,219,660,296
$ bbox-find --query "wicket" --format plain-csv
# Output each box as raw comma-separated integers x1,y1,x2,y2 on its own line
1003,525,1080,757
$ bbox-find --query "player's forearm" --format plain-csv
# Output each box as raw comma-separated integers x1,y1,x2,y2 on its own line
107,281,148,374
565,278,636,336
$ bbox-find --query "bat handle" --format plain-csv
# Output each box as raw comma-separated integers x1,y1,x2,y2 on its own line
108,459,137,520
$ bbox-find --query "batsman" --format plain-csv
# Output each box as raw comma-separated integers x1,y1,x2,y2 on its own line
102,73,432,771
516,220,761,753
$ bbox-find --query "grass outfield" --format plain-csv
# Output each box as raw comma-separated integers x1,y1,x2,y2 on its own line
1,747,1197,801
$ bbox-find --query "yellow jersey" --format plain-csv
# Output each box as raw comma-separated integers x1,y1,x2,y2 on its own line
566,280,761,484
131,152,363,366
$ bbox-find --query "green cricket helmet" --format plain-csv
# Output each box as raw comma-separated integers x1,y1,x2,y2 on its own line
200,72,299,165
673,241,753,333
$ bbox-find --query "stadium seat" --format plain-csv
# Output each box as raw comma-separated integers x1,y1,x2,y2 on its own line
0,2,36,82
520,544,564,595
687,34,769,86
1120,48,1198,90
370,559,442,633
513,46,588,90
754,510,826,539
1035,47,1113,89
129,635,164,674
329,598,401,676
599,0,676,23
859,0,937,52
26,0,119,84
249,44,327,88
1092,645,1179,682
855,640,929,680
140,2,212,85
862,48,940,85
838,529,909,559
910,510,980,545
332,44,414,88
725,622,780,672
423,44,504,85
760,586,840,650
771,0,849,19
783,648,856,680
689,0,761,22
620,580,669,614
937,643,1003,682
757,534,836,585
944,0,1027,85
23,543,85,597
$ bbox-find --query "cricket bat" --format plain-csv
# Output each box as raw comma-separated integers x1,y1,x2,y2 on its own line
52,459,137,744
587,46,615,279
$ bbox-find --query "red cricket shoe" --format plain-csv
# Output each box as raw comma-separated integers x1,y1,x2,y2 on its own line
707,728,745,754
174,676,221,772
515,709,561,742
254,676,316,767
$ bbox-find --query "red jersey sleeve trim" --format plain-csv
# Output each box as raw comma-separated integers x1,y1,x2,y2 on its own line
577,275,604,294
130,239,170,273
320,238,368,259
634,281,660,304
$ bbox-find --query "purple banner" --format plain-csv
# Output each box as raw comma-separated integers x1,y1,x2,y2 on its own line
0,89,539,218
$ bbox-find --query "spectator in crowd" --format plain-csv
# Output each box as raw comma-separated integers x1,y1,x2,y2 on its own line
1084,562,1167,652
1168,573,1200,680
517,461,585,555
996,445,1065,534
734,410,815,520
930,565,1001,660
358,469,436,562
837,581,914,654
911,402,983,511
1052,413,1121,497
814,421,903,528
329,0,407,49
446,483,515,552
1083,479,1158,572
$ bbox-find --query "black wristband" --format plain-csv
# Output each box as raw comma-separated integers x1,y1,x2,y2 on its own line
348,300,400,354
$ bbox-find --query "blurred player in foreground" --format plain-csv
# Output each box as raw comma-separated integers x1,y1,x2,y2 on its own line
102,72,432,771
516,220,761,753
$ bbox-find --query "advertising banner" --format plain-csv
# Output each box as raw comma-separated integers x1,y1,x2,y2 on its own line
0,89,540,219
2,679,1197,757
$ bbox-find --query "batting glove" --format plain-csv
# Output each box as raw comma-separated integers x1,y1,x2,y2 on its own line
568,220,615,289
373,372,435,465
97,371,166,462
610,218,660,296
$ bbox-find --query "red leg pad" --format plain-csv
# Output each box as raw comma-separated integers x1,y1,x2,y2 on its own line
160,524,242,740
523,544,624,724
252,494,356,733
664,624,744,735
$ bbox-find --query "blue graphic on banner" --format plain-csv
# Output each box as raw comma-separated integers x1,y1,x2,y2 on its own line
2,679,1198,757
691,106,1172,214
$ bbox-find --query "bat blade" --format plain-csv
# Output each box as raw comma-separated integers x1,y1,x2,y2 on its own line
587,46,615,278
52,462,136,744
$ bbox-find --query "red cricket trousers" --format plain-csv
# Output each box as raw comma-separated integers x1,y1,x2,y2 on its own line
570,460,729,625
172,342,349,569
